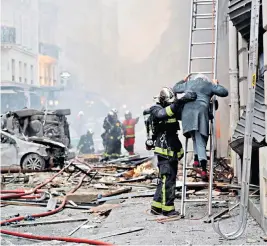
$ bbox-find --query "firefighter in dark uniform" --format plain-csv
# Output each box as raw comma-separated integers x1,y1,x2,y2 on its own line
103,111,123,159
101,111,114,149
77,129,95,154
144,87,197,216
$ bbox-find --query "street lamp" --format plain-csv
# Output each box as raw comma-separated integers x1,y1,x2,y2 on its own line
60,71,71,87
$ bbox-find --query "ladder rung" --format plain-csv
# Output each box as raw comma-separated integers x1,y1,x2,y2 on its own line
193,0,214,3
193,27,213,31
186,150,210,153
184,198,208,202
192,41,215,45
194,2,214,5
190,71,213,74
194,15,215,19
191,56,213,60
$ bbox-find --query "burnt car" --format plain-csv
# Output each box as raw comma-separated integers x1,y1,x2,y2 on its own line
1,129,67,170
1,108,73,170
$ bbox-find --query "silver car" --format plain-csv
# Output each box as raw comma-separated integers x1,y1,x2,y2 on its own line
0,129,67,170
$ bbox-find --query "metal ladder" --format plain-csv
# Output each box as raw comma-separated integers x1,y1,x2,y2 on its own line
213,0,260,239
181,0,219,217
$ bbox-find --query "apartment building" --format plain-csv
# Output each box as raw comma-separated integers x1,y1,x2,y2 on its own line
1,0,39,85
38,0,60,86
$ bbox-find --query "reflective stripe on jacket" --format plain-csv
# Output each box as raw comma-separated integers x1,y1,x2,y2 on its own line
123,118,137,138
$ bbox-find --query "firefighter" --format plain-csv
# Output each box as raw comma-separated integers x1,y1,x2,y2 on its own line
173,73,228,180
77,129,95,154
103,111,123,159
101,111,115,149
144,87,197,216
122,110,139,155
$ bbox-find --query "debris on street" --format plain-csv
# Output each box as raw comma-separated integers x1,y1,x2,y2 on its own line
1,153,260,245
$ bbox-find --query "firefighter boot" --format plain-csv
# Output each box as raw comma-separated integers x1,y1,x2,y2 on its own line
150,206,162,215
162,210,180,217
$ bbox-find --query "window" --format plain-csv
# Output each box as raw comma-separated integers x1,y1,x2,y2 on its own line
11,59,15,81
30,65,34,84
19,61,22,82
24,63,27,83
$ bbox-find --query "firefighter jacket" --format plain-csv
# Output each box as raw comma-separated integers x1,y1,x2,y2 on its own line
103,117,113,132
77,134,94,154
107,120,123,141
149,103,184,161
122,118,139,139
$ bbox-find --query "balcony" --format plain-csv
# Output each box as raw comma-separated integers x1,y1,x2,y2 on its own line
1,26,16,44
39,43,59,59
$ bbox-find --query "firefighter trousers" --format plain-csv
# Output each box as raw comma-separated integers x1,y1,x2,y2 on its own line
104,139,121,158
151,156,178,213
124,145,134,155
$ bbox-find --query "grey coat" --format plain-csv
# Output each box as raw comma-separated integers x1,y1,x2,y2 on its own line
173,78,228,137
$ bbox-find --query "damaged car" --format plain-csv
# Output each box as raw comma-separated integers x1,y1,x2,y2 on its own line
0,129,68,170
1,108,74,170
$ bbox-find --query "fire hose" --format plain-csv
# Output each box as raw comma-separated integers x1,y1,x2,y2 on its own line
0,162,72,200
0,163,114,245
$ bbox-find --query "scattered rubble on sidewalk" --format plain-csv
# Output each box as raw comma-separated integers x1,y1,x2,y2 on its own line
0,154,262,245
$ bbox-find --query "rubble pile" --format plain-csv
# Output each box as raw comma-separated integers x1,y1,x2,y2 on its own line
0,155,253,244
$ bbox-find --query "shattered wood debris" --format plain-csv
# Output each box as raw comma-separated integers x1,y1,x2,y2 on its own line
0,154,238,239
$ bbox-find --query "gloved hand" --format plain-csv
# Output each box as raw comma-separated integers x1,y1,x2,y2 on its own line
215,100,219,110
179,91,197,103
209,99,219,111
145,139,154,150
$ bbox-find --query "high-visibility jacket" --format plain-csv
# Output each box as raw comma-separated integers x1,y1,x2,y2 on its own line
122,118,139,139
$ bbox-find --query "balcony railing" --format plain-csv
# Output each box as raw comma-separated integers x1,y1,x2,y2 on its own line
1,26,16,44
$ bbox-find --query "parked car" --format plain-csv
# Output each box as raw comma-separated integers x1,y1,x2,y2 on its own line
0,129,68,170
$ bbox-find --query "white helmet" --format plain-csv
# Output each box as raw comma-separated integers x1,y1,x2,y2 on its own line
111,108,118,114
88,128,94,135
78,111,84,116
157,87,175,105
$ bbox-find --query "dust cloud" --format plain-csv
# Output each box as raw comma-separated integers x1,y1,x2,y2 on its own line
50,0,191,114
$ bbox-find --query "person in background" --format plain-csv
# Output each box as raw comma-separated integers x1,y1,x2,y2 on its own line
101,111,115,149
173,73,228,181
102,111,123,160
144,87,197,216
77,129,95,154
122,110,139,155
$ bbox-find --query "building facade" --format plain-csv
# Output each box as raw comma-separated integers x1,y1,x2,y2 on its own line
1,0,39,85
38,0,60,87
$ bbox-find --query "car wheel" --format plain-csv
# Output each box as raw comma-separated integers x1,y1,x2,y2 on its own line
22,153,46,171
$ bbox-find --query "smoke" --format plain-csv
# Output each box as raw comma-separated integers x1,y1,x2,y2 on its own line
37,0,229,155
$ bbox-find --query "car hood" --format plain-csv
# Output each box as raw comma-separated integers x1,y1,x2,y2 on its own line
28,137,66,149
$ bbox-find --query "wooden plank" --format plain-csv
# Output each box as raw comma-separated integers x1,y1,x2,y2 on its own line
11,218,88,227
92,227,144,240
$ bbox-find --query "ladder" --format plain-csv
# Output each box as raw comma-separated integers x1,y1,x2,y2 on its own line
181,0,219,217
213,0,260,239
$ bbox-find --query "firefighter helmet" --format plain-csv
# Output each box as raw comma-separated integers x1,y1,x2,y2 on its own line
111,108,118,114
125,110,132,119
88,129,94,135
158,87,175,105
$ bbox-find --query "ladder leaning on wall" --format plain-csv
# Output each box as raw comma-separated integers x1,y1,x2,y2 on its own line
180,0,219,218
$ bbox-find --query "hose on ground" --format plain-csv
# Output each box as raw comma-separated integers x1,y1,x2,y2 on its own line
1,229,113,245
0,162,72,200
1,167,90,225
0,165,113,245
